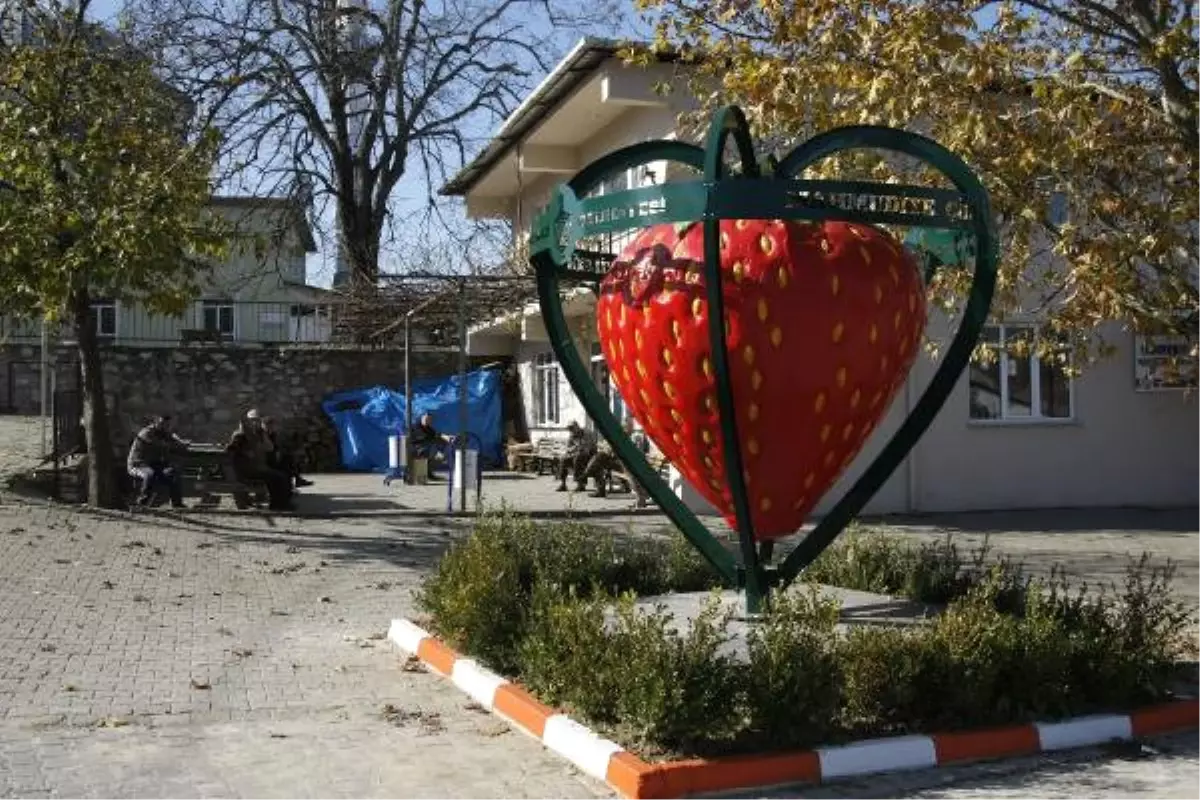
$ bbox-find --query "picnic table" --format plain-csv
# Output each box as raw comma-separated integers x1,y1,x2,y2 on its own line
177,442,266,508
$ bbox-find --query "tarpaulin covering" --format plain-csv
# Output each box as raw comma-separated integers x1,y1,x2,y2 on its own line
321,367,503,472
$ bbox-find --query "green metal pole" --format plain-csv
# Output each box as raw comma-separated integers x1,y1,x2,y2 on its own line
701,106,766,614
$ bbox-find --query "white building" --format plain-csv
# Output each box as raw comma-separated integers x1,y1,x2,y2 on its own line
445,38,1198,515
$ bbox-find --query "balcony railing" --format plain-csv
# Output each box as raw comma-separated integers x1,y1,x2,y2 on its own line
0,301,344,347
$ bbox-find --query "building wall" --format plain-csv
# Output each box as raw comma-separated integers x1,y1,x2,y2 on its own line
909,322,1198,511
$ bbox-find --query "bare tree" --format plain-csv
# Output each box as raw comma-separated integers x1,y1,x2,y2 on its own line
126,0,616,294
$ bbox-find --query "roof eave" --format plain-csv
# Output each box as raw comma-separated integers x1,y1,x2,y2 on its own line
439,37,681,197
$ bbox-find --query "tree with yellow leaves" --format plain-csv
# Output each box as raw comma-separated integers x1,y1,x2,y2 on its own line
0,2,227,507
634,0,1197,363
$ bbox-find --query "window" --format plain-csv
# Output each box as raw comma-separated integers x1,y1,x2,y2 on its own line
1047,191,1069,228
533,352,560,425
90,301,116,339
969,325,1073,422
590,342,628,424
202,301,235,337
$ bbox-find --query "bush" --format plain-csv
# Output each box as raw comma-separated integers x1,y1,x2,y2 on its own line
837,559,1192,735
521,586,742,752
420,511,1192,759
414,511,532,672
744,588,843,747
416,509,725,672
804,526,1031,609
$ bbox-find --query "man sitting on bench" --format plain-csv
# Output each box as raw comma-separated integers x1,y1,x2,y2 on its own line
409,413,450,476
582,418,651,505
226,409,293,511
556,420,597,492
261,416,313,489
127,415,189,508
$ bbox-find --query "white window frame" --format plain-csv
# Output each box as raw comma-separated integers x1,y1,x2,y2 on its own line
589,345,629,425
91,300,117,340
532,351,561,426
969,323,1076,425
201,300,237,339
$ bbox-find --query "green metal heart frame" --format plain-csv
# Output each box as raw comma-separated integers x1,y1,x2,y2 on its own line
528,106,998,612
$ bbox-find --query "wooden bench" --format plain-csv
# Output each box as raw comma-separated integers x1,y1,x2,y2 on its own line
526,439,569,475
186,477,269,508
606,453,670,495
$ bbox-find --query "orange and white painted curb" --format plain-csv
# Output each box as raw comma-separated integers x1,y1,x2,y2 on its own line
389,618,1199,799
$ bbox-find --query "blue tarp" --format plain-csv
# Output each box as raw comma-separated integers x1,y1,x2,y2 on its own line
321,367,503,473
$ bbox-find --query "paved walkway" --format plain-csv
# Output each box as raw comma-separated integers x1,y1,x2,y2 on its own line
0,416,1195,797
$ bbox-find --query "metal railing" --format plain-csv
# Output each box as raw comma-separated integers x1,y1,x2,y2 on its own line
0,301,343,347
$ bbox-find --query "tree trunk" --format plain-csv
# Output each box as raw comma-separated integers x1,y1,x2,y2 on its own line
70,288,118,508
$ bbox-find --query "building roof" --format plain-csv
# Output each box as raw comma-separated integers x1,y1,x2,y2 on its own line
209,195,318,253
439,37,679,197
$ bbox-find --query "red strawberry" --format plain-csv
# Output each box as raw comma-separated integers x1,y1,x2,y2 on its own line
596,218,925,541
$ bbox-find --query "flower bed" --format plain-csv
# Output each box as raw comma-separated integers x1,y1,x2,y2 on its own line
416,511,1193,760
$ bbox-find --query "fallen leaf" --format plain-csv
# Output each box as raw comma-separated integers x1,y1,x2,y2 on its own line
318,596,332,603
401,656,426,673
366,632,386,640
95,717,130,729
190,679,211,690
62,684,77,692
231,647,253,658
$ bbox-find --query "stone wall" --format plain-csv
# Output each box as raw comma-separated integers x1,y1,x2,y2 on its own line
0,344,497,471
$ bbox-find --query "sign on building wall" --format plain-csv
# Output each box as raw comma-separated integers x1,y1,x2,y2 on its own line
1134,334,1198,392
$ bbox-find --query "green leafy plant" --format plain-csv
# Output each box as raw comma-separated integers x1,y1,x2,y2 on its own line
421,512,1192,758
745,588,843,747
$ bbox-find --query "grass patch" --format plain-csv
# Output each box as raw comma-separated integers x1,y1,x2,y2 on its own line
417,512,1193,759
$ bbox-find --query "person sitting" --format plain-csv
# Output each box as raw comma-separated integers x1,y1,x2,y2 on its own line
261,416,313,489
409,413,449,475
226,409,293,511
582,418,651,503
556,420,597,492
127,415,189,508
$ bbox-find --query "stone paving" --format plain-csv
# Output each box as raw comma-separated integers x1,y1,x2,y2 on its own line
0,414,1196,798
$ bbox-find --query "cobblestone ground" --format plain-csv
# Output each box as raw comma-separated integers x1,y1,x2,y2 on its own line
0,415,46,480
0,415,1195,798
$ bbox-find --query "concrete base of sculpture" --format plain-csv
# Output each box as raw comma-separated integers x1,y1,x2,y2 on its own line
611,584,936,663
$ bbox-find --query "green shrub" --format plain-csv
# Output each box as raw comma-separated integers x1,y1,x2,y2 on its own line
518,582,622,721
416,509,725,672
521,586,742,751
414,510,532,672
745,588,843,747
803,527,1032,609
610,593,742,750
420,511,1192,758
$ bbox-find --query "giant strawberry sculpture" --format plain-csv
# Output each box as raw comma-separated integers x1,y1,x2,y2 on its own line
528,105,996,605
597,219,926,540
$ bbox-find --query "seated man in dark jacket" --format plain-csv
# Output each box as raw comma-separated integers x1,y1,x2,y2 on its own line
261,416,313,489
556,421,598,492
226,409,293,511
127,415,189,507
582,417,650,499
409,413,449,472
